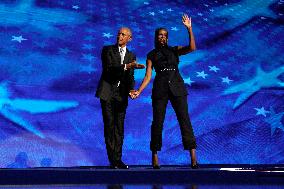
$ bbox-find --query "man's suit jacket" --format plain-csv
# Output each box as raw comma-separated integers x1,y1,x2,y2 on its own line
96,45,136,102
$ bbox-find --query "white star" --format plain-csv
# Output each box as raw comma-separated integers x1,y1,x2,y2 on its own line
184,77,195,86
222,76,233,84
197,12,203,16
82,44,94,50
144,2,149,5
11,35,27,43
196,71,208,79
159,10,164,14
171,27,179,31
167,8,173,12
103,33,113,38
82,53,95,62
254,107,270,117
149,12,155,16
264,107,284,136
209,65,220,72
72,5,80,10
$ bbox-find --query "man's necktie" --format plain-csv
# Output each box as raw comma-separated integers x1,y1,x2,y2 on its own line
120,48,124,65
117,48,125,87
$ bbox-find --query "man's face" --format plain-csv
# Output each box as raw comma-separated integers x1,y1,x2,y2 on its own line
157,29,168,46
117,28,132,47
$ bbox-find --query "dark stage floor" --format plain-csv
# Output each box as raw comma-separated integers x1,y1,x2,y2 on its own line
0,165,283,186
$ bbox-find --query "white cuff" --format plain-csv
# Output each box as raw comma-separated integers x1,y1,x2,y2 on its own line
124,64,127,71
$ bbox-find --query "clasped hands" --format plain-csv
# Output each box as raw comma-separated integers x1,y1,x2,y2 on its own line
129,90,140,99
126,61,145,69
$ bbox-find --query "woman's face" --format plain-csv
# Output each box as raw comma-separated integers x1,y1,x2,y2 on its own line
157,29,168,46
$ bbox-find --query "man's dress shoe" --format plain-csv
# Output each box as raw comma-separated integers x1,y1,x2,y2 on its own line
117,160,129,169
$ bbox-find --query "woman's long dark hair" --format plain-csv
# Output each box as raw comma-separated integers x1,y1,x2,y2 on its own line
154,27,168,49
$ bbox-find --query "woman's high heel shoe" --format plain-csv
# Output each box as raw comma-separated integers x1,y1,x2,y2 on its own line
191,163,199,169
152,164,161,169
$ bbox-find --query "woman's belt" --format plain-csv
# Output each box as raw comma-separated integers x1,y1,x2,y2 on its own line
157,68,176,72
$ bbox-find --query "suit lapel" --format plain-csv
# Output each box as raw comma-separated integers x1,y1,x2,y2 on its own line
113,45,121,64
123,49,130,65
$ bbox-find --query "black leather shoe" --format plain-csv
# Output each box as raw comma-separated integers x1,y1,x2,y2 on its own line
110,161,119,169
110,164,118,169
117,160,129,169
191,163,199,169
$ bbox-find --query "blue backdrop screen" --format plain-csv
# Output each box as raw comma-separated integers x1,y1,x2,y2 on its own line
0,0,283,168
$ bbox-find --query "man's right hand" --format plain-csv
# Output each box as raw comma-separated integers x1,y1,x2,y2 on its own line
126,61,145,69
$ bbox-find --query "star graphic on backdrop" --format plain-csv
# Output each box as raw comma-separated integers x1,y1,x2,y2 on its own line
197,12,203,16
171,27,179,31
254,107,270,117
167,8,173,12
82,53,95,62
102,32,113,38
149,12,155,16
82,44,94,50
159,10,164,14
209,65,220,72
224,66,284,109
0,82,78,138
196,71,208,79
72,5,80,10
184,77,195,86
11,35,27,43
58,47,71,55
222,76,233,84
264,107,284,136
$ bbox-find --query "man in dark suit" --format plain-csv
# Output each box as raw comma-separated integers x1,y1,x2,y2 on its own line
96,27,144,169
